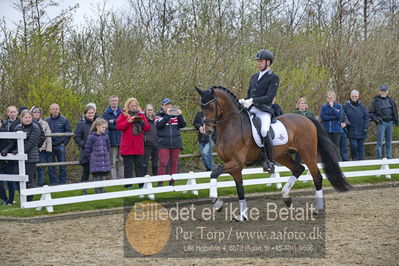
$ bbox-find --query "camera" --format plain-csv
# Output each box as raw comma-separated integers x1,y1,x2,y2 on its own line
127,110,139,116
169,106,179,116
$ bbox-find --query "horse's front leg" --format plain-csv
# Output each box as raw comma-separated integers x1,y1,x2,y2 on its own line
210,164,224,211
209,160,242,212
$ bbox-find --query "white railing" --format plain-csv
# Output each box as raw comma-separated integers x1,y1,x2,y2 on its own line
20,158,399,213
0,132,28,205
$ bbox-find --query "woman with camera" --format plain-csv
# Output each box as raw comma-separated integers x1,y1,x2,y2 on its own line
116,98,150,188
155,98,186,186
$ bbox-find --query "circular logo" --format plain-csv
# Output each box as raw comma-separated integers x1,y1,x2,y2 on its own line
125,200,171,255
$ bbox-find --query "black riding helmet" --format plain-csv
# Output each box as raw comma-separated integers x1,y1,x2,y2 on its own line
255,49,273,64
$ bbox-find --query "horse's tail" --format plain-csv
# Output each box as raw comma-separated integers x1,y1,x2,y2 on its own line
307,117,351,192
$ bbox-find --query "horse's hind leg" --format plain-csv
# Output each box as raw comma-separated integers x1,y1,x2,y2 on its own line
232,171,248,222
301,154,324,214
276,153,305,206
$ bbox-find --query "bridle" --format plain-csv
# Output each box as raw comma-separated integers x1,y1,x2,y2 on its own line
200,92,236,126
200,89,250,146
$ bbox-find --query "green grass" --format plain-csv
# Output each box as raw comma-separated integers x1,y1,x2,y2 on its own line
1,164,398,218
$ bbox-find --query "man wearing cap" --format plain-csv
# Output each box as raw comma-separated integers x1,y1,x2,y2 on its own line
369,85,398,159
239,49,279,173
155,98,186,186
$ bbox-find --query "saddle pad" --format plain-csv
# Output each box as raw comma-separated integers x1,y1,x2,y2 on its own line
249,112,288,147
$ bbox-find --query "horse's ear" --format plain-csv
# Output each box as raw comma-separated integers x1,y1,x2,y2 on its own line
195,86,203,96
210,87,215,97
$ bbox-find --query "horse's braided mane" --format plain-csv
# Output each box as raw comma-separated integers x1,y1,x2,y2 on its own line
209,85,241,109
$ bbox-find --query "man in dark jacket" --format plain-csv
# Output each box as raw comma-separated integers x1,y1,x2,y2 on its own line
102,96,123,179
368,85,398,159
44,103,71,185
343,90,369,160
193,110,214,171
239,49,279,173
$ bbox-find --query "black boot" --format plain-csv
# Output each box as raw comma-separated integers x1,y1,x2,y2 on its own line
262,132,275,173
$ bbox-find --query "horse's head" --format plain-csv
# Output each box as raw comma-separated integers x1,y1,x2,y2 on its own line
195,86,219,135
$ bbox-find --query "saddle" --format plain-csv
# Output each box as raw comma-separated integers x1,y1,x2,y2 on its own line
248,111,288,148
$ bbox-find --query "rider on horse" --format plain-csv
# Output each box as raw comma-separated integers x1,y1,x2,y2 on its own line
239,49,279,173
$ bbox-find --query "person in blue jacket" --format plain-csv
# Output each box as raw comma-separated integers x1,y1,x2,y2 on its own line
102,96,124,180
343,90,369,160
320,90,345,155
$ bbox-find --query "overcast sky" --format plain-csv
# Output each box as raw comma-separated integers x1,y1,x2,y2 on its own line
0,0,128,30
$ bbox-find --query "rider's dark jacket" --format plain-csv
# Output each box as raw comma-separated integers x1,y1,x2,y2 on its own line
246,69,279,114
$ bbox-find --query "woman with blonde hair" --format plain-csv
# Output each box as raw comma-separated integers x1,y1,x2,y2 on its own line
293,97,315,119
319,90,345,152
116,98,150,188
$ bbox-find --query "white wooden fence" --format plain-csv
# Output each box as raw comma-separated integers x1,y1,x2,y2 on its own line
1,132,398,213
20,158,399,213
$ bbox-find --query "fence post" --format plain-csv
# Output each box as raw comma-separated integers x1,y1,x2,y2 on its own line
139,175,155,200
17,133,27,207
378,158,392,179
183,171,199,196
36,185,54,213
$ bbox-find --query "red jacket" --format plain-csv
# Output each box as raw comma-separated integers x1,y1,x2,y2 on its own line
116,111,150,155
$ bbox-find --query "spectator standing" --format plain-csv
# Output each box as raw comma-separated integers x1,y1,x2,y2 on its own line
31,106,52,186
45,104,71,185
368,85,398,159
271,98,283,117
102,96,124,179
343,90,369,160
1,106,18,131
116,98,150,188
0,117,14,206
320,90,345,153
85,118,111,193
293,97,316,119
193,110,214,171
155,98,186,186
74,105,97,194
1,110,41,201
143,104,159,176
292,97,315,163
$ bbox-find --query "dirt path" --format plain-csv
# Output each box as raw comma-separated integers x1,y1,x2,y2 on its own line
1,183,398,265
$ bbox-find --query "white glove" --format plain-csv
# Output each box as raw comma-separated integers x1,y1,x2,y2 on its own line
238,98,245,104
242,98,253,108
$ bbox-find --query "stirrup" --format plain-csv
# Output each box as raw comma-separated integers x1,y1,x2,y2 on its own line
263,160,275,173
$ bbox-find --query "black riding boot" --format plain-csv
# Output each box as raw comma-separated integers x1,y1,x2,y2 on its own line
263,132,275,173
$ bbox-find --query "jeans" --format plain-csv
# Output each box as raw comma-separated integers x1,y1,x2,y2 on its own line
144,144,158,176
349,138,365,160
376,120,393,159
47,145,67,185
340,132,349,161
109,146,124,179
36,151,48,187
199,140,214,171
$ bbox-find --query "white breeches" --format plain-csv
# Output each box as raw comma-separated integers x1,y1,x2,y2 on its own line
251,107,271,137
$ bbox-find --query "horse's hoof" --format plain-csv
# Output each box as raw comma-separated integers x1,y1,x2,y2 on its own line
283,197,293,207
212,198,224,212
313,208,323,215
234,215,248,222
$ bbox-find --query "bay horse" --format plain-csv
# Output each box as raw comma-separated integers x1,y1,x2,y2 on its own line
195,86,351,221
